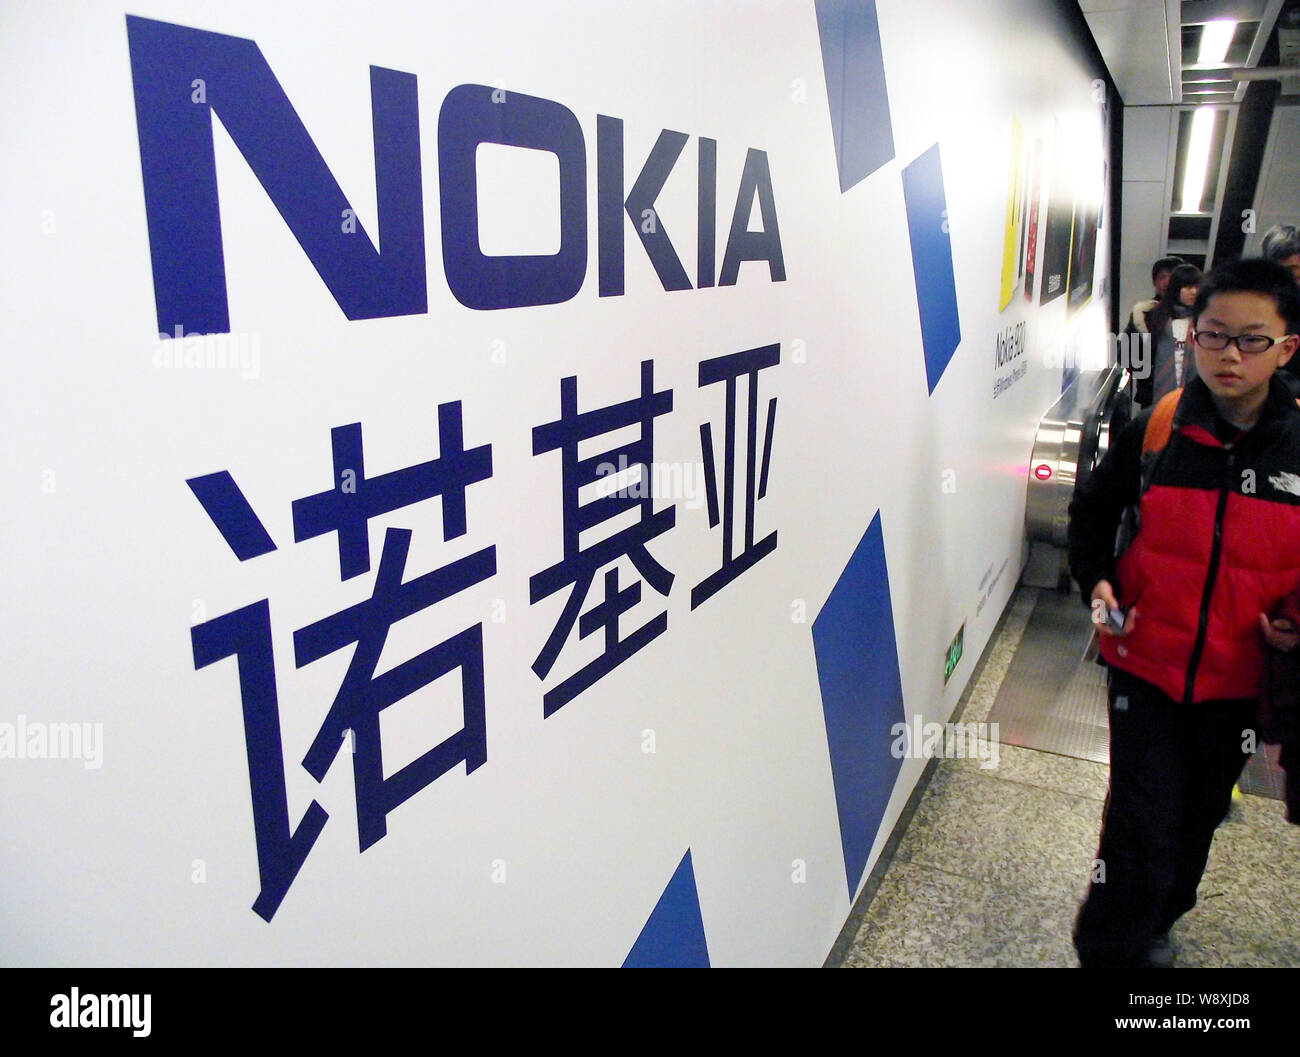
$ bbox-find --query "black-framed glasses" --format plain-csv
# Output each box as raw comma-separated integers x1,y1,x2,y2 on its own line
1193,330,1295,353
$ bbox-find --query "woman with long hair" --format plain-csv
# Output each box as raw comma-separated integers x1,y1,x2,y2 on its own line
1135,262,1201,407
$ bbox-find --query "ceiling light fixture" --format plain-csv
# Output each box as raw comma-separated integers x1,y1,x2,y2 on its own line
1197,20,1237,65
1180,107,1216,213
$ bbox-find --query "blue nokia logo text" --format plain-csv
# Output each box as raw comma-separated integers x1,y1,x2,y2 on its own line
126,16,787,336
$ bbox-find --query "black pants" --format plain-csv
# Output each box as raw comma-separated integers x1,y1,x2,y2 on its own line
1073,667,1256,968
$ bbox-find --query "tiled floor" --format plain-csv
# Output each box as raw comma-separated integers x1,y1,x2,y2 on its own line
838,587,1300,968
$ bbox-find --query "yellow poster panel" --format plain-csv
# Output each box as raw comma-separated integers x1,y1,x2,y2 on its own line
999,117,1025,311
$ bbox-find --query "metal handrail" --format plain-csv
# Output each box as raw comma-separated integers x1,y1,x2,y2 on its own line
1026,365,1130,547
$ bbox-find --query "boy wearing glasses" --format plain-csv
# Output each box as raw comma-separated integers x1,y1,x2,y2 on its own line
1067,258,1300,968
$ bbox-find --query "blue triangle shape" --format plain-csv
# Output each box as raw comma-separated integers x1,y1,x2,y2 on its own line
622,849,710,968
811,511,907,897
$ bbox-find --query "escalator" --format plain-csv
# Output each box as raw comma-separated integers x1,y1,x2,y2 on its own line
1025,363,1132,555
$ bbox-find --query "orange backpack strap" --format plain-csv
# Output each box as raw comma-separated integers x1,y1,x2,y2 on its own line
1132,389,1300,518
1142,388,1182,455
1141,388,1300,458
1138,387,1300,452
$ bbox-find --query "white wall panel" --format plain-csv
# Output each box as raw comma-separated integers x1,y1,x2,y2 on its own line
0,0,1113,966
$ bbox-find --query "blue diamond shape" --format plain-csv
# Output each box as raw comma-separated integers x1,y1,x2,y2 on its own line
814,0,895,193
902,144,962,394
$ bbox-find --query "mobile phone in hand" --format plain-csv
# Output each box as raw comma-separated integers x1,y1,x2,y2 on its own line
1107,607,1126,634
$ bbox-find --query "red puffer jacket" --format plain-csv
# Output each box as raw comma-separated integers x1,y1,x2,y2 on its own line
1070,375,1300,704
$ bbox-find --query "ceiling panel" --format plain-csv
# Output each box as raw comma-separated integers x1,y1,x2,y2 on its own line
1082,0,1175,104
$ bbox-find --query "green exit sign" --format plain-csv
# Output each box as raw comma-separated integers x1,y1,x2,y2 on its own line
944,623,965,684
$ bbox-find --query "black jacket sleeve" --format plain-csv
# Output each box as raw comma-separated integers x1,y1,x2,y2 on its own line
1067,410,1147,606
1133,370,1153,410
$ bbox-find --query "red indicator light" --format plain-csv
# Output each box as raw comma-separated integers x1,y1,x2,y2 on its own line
1033,464,1052,480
